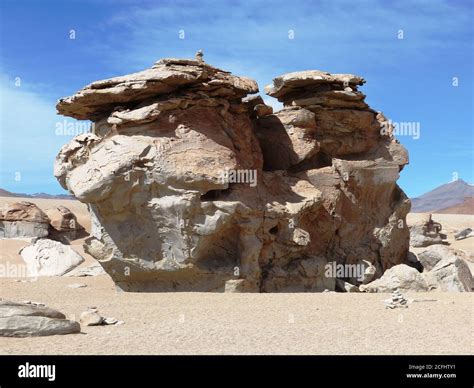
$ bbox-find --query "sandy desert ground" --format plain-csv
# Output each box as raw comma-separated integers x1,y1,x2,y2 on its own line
0,197,473,355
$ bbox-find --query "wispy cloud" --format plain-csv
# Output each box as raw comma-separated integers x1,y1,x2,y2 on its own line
0,73,82,194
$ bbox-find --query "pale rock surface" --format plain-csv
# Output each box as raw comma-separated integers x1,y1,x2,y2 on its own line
20,239,84,277
336,279,360,292
45,205,83,242
54,57,411,292
80,308,103,326
417,245,469,271
410,215,448,248
360,264,428,293
0,300,80,337
422,256,472,292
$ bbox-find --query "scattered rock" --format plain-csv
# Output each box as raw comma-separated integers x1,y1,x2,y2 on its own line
79,309,103,326
79,309,122,326
362,247,473,293
361,260,376,284
19,239,84,277
423,256,472,292
417,245,469,272
410,214,448,247
45,205,83,243
0,300,80,337
384,289,409,309
0,201,50,238
103,317,118,325
360,264,428,293
336,279,360,292
454,228,472,241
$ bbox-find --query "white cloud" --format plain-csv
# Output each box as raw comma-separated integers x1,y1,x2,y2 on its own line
0,73,80,193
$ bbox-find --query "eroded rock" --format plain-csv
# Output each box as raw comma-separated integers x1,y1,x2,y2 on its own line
45,205,83,243
54,57,411,292
0,201,50,238
0,300,80,337
20,239,84,277
417,246,473,291
360,264,428,293
410,214,448,248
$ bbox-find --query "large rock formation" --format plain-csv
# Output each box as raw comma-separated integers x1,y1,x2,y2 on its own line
54,56,410,292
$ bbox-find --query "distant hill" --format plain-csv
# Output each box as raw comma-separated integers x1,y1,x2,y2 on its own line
410,179,474,213
0,188,75,200
436,197,474,215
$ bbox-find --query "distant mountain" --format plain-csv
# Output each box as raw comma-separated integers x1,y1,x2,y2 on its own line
436,197,474,215
410,179,474,213
0,188,75,200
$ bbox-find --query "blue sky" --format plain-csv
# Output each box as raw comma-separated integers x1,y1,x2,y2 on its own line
0,0,472,197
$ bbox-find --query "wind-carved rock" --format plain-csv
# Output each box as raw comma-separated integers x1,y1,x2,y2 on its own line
55,57,410,292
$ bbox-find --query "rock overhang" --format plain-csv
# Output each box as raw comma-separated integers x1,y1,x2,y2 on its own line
53,55,411,292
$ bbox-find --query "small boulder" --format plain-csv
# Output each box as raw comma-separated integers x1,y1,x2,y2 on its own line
360,264,428,293
454,228,472,241
418,245,469,272
0,201,50,238
20,239,84,277
80,308,103,326
423,256,472,292
103,317,118,325
45,205,82,242
361,259,376,284
0,300,80,337
409,214,448,248
410,233,445,248
336,279,360,292
224,279,258,293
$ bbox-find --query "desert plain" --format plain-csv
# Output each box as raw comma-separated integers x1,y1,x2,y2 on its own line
0,196,472,355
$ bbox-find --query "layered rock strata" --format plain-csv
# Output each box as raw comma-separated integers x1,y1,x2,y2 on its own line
55,57,410,292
